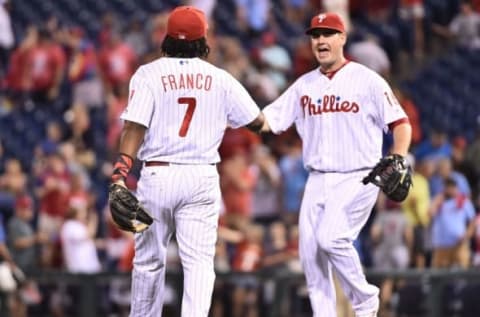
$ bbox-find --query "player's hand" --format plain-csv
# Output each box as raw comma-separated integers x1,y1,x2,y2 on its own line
108,183,154,233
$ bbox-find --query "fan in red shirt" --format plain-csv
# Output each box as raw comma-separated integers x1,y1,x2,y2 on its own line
219,149,257,231
98,30,137,96
24,28,66,102
230,224,264,317
37,154,70,224
5,26,37,98
36,152,71,267
67,27,103,108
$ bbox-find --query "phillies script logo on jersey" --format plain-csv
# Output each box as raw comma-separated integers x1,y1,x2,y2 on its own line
300,95,360,116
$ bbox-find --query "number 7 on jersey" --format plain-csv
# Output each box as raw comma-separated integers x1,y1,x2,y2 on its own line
178,97,196,137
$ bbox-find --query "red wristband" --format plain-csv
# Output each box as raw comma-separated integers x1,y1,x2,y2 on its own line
111,153,134,183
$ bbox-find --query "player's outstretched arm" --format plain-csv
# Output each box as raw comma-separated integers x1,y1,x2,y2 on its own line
246,111,274,134
246,112,266,134
259,117,272,133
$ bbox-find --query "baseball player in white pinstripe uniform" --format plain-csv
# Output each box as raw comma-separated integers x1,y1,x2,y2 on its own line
261,13,412,317
109,6,264,317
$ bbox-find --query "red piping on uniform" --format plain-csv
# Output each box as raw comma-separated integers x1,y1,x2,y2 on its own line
320,60,350,79
388,117,410,130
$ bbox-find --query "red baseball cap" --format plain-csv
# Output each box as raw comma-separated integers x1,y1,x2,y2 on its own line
167,6,208,41
305,13,346,35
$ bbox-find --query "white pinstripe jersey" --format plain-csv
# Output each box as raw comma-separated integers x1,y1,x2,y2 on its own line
263,61,407,172
121,57,260,164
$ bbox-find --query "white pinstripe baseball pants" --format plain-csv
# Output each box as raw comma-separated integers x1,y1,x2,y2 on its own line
130,164,221,317
299,170,380,317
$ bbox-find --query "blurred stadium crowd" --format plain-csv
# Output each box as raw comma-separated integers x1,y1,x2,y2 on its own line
0,0,480,316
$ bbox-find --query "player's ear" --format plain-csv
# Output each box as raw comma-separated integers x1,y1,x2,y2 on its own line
339,32,347,45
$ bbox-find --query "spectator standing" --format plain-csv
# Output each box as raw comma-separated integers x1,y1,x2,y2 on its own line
235,0,271,37
0,158,27,199
430,178,476,268
256,32,293,92
231,224,264,317
348,34,391,77
397,0,425,59
448,0,480,49
37,121,63,158
7,195,46,273
7,195,44,315
251,145,281,225
401,156,431,268
124,19,149,59
370,195,412,313
60,207,101,273
67,27,103,108
64,104,96,170
4,26,37,100
35,152,71,267
98,30,137,96
24,28,66,102
414,128,452,161
220,149,257,231
278,137,308,226
429,157,471,198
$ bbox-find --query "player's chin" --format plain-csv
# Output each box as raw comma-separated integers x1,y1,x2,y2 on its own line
315,54,332,65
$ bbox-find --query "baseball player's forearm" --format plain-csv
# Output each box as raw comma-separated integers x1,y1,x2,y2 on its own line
259,117,271,133
118,121,146,160
390,122,412,157
246,112,266,134
111,121,146,183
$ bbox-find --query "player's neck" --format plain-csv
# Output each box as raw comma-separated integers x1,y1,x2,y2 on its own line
319,57,349,79
320,57,348,74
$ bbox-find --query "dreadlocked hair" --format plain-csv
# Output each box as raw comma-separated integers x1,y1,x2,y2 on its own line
161,35,210,58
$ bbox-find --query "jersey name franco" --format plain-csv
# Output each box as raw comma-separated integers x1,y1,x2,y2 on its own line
263,61,407,173
160,73,212,92
121,57,260,164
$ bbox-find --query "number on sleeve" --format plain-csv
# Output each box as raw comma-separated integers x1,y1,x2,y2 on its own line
178,97,197,137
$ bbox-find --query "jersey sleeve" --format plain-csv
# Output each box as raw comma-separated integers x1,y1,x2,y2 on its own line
225,73,261,128
120,67,155,128
263,81,300,134
372,76,408,132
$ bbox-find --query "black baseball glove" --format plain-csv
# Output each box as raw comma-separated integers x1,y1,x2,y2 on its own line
362,154,413,202
108,183,154,233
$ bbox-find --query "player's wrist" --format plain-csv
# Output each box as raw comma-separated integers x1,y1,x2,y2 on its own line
388,153,405,160
111,153,134,184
